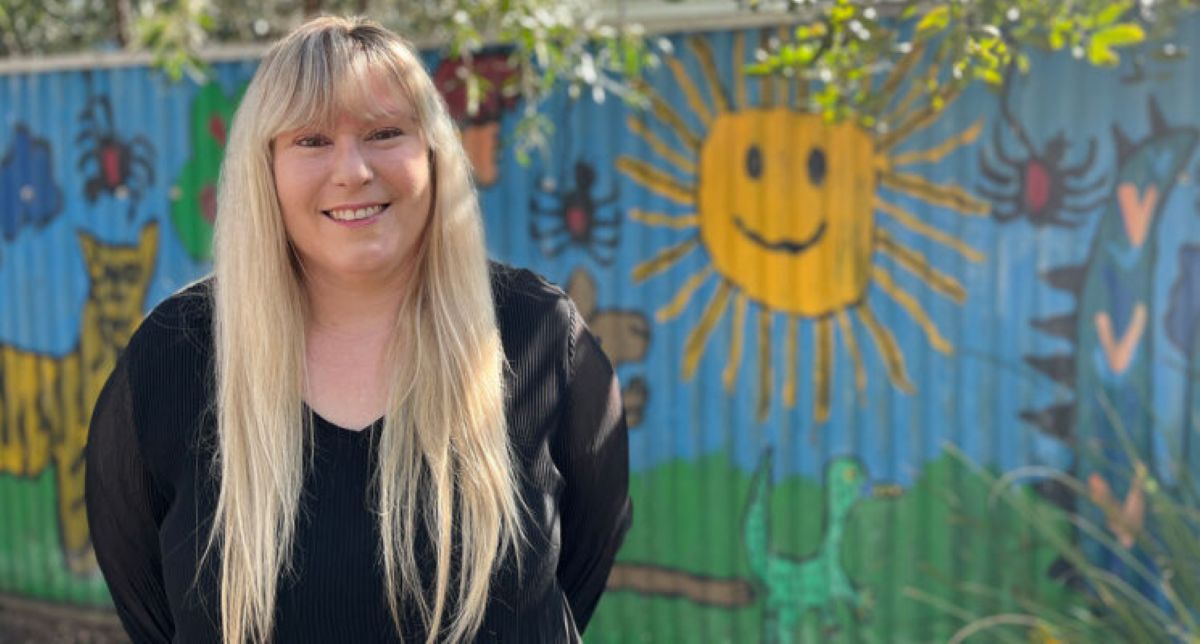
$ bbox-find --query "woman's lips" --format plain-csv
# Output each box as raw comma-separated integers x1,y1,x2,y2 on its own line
322,202,390,227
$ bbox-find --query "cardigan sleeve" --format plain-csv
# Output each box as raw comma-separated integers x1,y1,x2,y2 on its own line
85,357,174,643
554,300,633,632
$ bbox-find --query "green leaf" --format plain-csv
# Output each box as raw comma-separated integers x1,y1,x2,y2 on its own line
1016,53,1031,74
1048,25,1066,50
1096,1,1134,27
831,5,855,23
1087,41,1119,66
745,62,773,76
1092,23,1147,49
916,6,950,35
976,67,1003,85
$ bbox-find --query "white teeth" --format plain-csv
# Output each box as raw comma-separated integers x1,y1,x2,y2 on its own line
326,204,385,221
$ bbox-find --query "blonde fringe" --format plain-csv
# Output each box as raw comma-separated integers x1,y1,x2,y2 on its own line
209,16,524,643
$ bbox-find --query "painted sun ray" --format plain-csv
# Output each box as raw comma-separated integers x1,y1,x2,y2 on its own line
687,36,731,114
835,310,867,392
889,120,984,167
815,317,833,423
657,266,715,322
634,236,701,282
684,280,733,379
878,42,927,104
783,316,798,408
881,63,936,130
871,265,954,354
631,208,700,230
858,303,916,394
874,197,984,262
642,90,704,151
723,293,749,390
756,309,772,421
616,157,696,205
875,229,967,303
627,118,698,175
623,29,981,423
733,31,747,110
666,57,714,127
880,170,989,215
878,83,965,153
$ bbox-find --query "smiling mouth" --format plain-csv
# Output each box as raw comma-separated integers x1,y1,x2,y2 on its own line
733,216,827,254
322,203,390,222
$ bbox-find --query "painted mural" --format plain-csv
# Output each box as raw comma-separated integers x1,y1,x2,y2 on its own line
617,31,987,426
0,125,63,250
977,66,1107,230
170,80,243,260
0,14,1198,642
76,78,157,221
433,48,521,187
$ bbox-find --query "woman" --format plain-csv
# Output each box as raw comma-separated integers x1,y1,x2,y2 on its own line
85,16,631,644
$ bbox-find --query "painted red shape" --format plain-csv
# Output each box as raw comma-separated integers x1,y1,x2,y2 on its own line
199,184,217,224
101,146,121,187
566,206,588,237
1024,160,1050,213
209,115,226,147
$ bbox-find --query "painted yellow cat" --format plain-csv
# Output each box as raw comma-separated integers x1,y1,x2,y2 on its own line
0,222,157,575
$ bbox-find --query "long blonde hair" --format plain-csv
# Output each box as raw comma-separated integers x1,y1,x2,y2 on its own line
209,16,523,643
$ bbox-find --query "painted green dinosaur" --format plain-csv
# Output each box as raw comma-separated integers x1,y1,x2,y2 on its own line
743,450,868,643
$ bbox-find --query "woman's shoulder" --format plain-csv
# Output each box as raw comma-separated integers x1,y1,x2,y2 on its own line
123,276,215,370
489,261,576,330
489,261,566,304
488,261,581,364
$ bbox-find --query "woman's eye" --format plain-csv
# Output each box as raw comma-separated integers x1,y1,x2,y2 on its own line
295,135,328,147
369,128,404,141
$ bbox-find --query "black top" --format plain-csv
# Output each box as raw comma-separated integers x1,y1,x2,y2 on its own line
85,264,632,643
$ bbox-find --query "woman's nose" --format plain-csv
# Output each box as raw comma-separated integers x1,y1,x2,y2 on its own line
331,141,373,186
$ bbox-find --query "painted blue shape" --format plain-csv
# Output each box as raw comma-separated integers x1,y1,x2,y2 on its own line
1166,244,1200,356
0,124,63,242
1102,264,1135,331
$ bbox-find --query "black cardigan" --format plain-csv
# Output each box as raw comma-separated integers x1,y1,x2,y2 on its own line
84,264,632,643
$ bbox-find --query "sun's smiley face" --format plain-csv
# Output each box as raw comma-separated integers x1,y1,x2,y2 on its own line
619,31,986,423
698,108,876,317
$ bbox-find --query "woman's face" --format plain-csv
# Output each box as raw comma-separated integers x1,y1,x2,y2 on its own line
272,84,432,287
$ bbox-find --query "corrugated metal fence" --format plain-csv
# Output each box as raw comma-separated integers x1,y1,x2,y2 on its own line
1,14,1198,643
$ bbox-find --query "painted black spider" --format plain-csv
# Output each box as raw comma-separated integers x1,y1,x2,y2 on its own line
530,160,621,265
76,92,156,220
977,68,1106,229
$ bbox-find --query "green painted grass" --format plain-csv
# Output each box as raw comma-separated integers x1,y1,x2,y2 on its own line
587,451,1079,643
0,469,111,606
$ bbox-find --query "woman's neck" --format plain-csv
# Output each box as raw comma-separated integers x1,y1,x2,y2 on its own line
301,269,408,337
299,270,409,430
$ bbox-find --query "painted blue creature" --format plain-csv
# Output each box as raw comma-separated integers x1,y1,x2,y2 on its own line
0,124,63,243
1024,99,1198,589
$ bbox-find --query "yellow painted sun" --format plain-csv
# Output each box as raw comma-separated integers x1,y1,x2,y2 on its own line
618,30,988,423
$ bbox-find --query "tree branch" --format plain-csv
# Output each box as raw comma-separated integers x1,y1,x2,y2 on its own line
109,0,131,47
